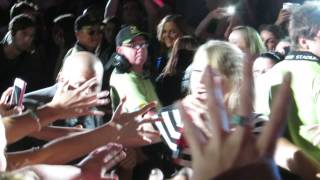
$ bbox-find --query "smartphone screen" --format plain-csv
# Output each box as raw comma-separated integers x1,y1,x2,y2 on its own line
10,78,27,106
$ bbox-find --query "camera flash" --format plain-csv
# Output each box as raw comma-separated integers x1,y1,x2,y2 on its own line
226,6,235,15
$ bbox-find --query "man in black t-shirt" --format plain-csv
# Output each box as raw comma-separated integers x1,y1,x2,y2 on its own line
0,14,47,93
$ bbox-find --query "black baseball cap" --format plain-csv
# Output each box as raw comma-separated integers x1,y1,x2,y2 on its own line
116,25,148,46
74,13,101,31
9,14,35,34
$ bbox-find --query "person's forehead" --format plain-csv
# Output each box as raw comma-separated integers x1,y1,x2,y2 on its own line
229,30,243,38
82,24,101,29
164,21,179,30
123,1,139,9
254,57,273,66
68,65,95,77
260,30,275,38
191,60,209,71
16,26,35,33
131,35,146,43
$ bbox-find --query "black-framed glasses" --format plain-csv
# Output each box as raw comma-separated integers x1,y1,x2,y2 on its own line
122,43,149,49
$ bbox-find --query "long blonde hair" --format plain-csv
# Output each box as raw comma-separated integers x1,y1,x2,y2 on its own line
192,40,244,113
231,26,266,56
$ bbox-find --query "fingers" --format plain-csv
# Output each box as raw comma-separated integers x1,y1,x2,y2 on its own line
0,87,13,103
103,151,126,173
138,116,162,124
73,90,110,109
280,9,291,16
177,101,203,158
58,80,69,94
102,145,124,163
118,148,136,169
0,103,23,117
97,91,109,99
10,106,23,115
257,72,292,158
138,128,161,136
113,96,127,118
76,96,109,109
226,125,254,167
75,77,98,94
239,59,254,118
180,101,212,137
87,109,105,116
91,143,122,156
311,133,320,146
203,66,229,137
183,95,208,114
89,143,126,172
102,171,119,180
132,101,157,117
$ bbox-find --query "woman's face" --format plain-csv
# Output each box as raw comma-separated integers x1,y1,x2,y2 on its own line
103,22,117,45
260,30,278,51
228,30,247,52
161,21,182,49
190,59,225,100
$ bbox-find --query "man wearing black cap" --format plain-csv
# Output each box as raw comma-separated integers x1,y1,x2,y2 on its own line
63,13,114,93
109,25,175,180
110,25,161,112
64,13,103,58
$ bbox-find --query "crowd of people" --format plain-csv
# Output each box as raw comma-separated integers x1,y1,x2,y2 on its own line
0,0,319,179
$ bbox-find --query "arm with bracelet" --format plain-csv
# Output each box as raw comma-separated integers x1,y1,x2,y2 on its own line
5,98,160,170
3,77,109,145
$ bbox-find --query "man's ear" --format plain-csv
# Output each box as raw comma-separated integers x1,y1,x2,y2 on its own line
75,31,81,40
56,71,64,83
116,46,122,53
298,37,309,50
315,31,320,41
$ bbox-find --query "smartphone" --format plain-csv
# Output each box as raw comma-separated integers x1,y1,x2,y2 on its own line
282,2,300,11
223,6,236,16
10,78,27,106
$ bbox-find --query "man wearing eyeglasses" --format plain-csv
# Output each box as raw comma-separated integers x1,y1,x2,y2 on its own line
110,25,161,112
109,26,169,179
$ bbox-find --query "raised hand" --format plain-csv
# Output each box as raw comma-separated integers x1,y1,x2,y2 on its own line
0,87,23,118
208,8,230,20
275,9,291,26
77,143,126,180
300,124,320,147
177,65,291,180
47,78,109,119
109,97,161,145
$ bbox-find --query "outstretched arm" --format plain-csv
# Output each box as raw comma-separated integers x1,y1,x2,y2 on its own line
195,8,229,40
5,143,125,180
29,126,88,141
275,138,320,180
4,78,108,144
6,99,160,169
104,0,120,18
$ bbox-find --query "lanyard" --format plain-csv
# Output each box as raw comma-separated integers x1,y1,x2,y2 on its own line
285,51,320,62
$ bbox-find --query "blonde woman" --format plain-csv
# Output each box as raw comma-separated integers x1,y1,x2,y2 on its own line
157,40,265,168
155,14,193,73
228,26,266,58
190,40,244,115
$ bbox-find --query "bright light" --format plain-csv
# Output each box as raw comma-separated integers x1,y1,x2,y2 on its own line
226,6,235,15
